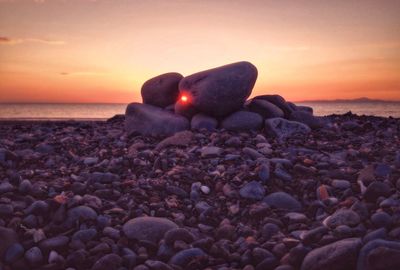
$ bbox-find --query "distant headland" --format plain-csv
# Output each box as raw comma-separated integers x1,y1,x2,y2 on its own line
298,97,400,103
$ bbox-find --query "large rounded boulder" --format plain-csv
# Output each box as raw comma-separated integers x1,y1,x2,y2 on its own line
141,72,183,108
125,103,189,136
178,61,258,117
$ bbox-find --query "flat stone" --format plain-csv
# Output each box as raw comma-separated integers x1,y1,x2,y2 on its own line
141,72,183,108
221,111,263,131
178,61,257,117
125,103,189,136
38,236,69,251
263,192,302,212
331,179,351,189
301,238,362,270
201,146,223,158
155,130,193,151
123,217,178,244
265,118,311,139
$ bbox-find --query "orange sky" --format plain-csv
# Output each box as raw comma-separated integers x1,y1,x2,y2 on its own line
0,0,399,103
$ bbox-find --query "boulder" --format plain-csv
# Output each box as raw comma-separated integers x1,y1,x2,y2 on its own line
289,111,322,129
265,118,311,139
301,238,362,270
253,95,293,117
122,217,178,244
247,99,285,119
141,72,182,108
191,113,218,131
221,111,263,131
125,103,189,136
179,61,257,117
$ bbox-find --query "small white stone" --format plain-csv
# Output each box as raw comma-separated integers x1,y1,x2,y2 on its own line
200,186,210,194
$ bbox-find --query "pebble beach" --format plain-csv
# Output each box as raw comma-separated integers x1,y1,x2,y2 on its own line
1,112,399,270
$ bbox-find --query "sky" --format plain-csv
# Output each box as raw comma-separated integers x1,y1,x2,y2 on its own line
0,0,399,103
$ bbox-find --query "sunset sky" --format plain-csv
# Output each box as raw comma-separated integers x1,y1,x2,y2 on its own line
1,0,399,103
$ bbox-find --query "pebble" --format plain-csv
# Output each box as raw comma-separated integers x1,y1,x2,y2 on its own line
239,181,266,200
200,185,210,194
323,209,361,228
263,192,302,212
39,236,69,251
25,246,43,266
371,211,392,228
331,179,351,189
201,146,223,158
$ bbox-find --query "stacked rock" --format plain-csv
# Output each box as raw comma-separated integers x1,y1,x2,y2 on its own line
125,61,320,138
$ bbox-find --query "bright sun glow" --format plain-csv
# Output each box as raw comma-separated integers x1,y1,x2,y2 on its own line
181,95,188,102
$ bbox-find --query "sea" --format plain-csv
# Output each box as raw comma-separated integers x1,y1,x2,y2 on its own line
0,101,399,120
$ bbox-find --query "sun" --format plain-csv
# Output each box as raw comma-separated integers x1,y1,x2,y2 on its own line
180,95,188,103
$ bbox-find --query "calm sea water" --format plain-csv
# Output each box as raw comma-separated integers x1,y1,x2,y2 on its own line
0,102,399,120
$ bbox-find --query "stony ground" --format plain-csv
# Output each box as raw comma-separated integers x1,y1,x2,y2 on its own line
0,113,399,270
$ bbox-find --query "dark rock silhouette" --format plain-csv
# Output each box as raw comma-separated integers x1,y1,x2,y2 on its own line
141,72,183,108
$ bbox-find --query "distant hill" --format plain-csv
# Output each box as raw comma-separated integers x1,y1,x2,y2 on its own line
297,97,399,103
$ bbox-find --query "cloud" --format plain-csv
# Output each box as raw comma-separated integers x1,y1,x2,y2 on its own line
59,71,105,76
0,36,65,45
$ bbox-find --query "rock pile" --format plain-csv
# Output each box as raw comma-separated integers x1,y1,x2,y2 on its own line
125,61,321,137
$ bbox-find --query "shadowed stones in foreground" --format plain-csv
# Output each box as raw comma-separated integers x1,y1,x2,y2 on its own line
125,103,189,136
178,61,258,117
